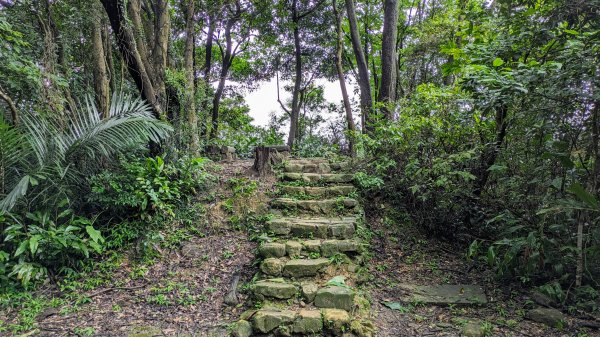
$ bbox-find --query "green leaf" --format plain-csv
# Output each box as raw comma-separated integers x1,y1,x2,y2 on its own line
29,235,39,255
15,240,28,257
493,58,505,67
86,225,104,243
568,183,599,209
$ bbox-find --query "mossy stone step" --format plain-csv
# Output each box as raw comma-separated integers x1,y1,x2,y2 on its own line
271,197,360,214
252,279,298,299
280,185,356,198
284,161,332,174
314,285,355,311
259,239,362,258
250,308,351,334
283,258,330,277
282,172,354,184
267,216,357,239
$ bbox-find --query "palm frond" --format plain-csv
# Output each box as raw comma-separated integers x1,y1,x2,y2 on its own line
0,93,172,212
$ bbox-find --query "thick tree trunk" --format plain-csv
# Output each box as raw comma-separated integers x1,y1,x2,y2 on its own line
152,0,170,108
345,0,373,133
378,0,399,119
101,0,162,119
253,146,288,176
333,0,356,156
92,4,111,119
184,0,199,154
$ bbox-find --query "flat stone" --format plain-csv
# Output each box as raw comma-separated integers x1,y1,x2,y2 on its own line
252,280,298,299
322,308,350,331
260,258,284,276
267,219,291,235
315,286,355,311
301,282,319,302
527,307,566,327
321,173,354,183
321,240,360,257
231,320,252,337
285,241,303,257
397,284,487,305
291,222,329,238
253,310,296,333
462,322,485,337
329,223,355,239
303,240,322,253
259,243,286,258
283,258,330,277
271,198,297,209
292,309,323,333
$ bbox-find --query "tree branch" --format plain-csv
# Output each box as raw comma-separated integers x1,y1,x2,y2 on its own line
0,86,18,125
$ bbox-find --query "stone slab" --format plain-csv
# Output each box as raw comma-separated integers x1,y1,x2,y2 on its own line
396,284,487,305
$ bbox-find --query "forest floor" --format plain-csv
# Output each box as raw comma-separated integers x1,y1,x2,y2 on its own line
1,159,598,336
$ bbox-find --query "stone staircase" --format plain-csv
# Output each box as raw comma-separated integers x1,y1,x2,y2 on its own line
231,158,374,337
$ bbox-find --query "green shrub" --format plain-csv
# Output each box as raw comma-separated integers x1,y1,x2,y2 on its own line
0,209,104,287
89,156,212,219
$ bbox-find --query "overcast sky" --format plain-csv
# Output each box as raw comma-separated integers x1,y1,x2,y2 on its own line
244,78,357,127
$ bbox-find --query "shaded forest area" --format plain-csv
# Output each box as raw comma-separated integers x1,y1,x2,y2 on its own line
0,0,599,335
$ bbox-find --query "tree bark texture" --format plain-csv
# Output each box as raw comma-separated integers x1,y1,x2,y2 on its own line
183,0,199,154
379,0,399,119
92,4,111,119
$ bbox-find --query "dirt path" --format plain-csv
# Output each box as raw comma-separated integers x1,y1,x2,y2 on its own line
25,160,269,336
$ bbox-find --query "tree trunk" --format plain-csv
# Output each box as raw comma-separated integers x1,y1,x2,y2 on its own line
184,0,199,154
101,0,162,119
378,0,399,119
345,0,373,133
200,16,215,139
333,0,356,157
92,4,111,119
287,0,302,148
209,11,237,140
253,146,288,176
151,0,170,109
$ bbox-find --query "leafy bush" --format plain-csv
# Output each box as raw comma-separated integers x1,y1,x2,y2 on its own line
0,94,172,213
0,209,104,287
89,156,213,219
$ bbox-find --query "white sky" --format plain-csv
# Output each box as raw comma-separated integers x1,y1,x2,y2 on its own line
243,78,357,127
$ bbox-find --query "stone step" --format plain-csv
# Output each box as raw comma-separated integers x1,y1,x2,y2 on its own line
271,197,360,214
284,160,332,174
266,216,358,239
279,185,356,198
259,239,362,259
237,308,353,335
251,279,298,300
260,257,331,278
282,172,354,184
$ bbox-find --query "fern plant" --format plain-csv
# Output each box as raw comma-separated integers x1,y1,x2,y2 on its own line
0,94,172,212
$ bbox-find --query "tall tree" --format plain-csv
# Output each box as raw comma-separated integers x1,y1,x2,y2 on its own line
378,0,399,119
209,0,250,140
344,0,373,133
183,0,199,154
91,3,110,118
332,0,355,156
